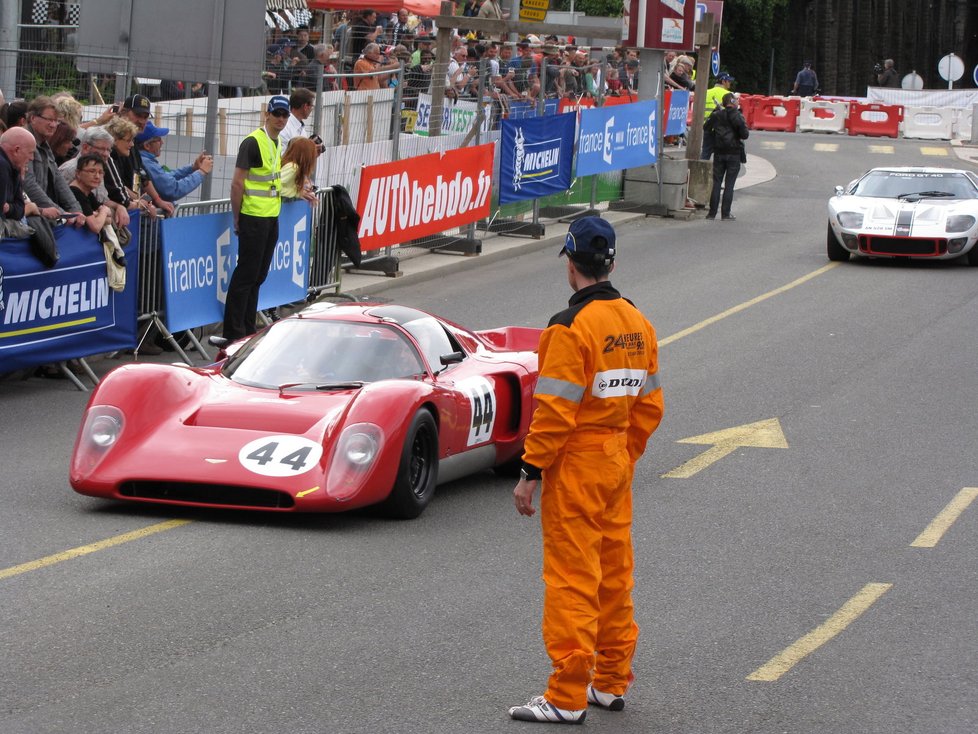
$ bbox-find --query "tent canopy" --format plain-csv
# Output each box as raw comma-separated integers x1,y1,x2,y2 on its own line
306,1,446,16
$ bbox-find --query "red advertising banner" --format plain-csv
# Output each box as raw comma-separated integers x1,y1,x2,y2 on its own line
622,0,696,51
356,143,495,251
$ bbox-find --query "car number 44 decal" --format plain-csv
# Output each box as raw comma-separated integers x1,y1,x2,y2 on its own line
460,376,497,447
238,435,324,477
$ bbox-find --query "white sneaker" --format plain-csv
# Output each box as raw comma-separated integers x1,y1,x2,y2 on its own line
508,695,586,724
586,684,625,711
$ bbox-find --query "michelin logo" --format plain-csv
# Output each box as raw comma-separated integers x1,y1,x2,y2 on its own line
512,125,562,191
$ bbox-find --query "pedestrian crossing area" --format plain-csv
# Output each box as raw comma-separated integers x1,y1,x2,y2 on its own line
759,140,950,156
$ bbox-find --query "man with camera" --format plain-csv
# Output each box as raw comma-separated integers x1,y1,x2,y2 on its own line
353,43,402,91
876,59,901,88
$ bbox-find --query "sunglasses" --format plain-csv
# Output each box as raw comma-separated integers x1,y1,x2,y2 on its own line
270,110,290,118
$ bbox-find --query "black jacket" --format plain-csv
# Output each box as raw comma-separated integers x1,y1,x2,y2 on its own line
711,106,750,156
325,184,363,268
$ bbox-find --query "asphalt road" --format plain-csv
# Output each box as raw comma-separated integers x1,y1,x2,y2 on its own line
2,131,977,734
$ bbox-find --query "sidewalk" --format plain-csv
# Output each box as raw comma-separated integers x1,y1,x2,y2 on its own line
338,153,776,298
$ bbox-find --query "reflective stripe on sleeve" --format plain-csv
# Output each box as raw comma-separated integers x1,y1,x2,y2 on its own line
640,372,661,396
535,376,585,403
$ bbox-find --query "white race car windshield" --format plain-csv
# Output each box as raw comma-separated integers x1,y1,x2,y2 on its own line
224,319,426,388
852,171,978,199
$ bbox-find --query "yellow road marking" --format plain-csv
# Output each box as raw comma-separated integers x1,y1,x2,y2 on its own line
920,147,948,156
660,263,840,347
746,582,892,682
662,418,788,478
813,143,839,152
0,519,192,581
761,141,786,150
869,145,894,154
910,487,978,548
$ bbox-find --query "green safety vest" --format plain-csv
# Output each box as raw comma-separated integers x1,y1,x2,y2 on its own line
704,84,728,119
241,128,282,218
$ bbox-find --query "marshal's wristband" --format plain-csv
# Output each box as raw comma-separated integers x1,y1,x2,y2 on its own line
520,462,542,481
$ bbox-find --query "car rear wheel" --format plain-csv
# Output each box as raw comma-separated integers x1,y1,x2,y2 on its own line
383,409,438,519
827,222,850,262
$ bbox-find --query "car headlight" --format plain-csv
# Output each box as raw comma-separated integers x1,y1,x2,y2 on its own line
836,211,863,229
946,215,975,233
326,422,384,501
71,405,125,479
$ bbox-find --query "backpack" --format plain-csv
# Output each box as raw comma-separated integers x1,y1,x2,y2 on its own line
708,108,738,150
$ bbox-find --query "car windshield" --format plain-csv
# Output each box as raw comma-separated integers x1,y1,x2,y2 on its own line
851,171,978,200
223,319,426,388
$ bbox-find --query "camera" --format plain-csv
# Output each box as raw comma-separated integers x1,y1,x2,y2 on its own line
873,62,883,74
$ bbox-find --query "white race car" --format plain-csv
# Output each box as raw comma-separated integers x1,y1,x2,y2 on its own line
827,166,978,265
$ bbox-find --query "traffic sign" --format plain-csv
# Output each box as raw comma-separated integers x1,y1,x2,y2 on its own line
902,72,924,90
938,52,964,81
711,49,720,76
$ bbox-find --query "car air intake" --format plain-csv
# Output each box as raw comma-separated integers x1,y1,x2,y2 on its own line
120,482,295,509
858,235,946,257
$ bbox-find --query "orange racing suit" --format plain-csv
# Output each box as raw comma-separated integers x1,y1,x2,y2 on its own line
521,281,664,711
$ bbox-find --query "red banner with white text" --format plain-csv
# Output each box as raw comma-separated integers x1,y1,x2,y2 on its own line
356,144,496,251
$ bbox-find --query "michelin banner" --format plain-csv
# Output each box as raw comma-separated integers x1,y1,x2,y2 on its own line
576,100,658,177
160,201,310,334
499,113,576,204
0,223,139,371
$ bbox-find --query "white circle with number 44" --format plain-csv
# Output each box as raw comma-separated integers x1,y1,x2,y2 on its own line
238,435,323,477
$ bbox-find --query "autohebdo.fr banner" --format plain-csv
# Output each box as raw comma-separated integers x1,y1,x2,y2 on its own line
356,143,495,251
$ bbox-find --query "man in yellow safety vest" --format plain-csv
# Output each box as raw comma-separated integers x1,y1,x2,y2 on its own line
701,72,734,160
223,95,289,341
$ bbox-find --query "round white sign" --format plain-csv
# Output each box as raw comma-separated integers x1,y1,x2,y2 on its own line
238,435,323,477
902,72,924,90
938,53,964,82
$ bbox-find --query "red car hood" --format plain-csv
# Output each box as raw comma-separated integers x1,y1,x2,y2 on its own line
185,388,353,436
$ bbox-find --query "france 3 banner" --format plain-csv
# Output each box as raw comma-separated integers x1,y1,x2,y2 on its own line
576,100,659,177
356,143,494,251
665,89,690,135
413,93,493,136
160,201,310,334
499,113,576,204
0,223,139,371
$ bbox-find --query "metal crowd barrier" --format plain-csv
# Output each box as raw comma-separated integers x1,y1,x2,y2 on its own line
131,189,339,365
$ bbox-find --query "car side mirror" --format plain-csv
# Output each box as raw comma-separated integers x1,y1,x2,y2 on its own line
834,186,845,196
439,351,465,366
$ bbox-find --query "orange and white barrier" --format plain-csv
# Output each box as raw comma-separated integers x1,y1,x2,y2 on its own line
797,99,849,133
902,105,955,140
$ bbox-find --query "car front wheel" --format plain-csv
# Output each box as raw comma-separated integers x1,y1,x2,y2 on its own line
384,409,438,519
827,222,850,262
967,244,978,267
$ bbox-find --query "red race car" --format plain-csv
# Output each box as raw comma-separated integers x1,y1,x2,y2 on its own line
70,303,541,518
